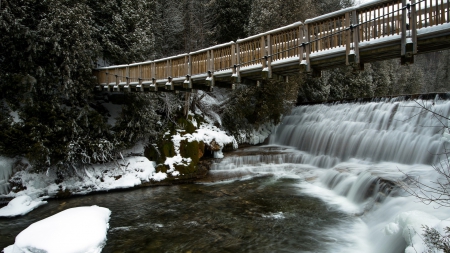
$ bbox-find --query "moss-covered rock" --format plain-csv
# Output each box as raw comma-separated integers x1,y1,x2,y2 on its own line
177,118,196,134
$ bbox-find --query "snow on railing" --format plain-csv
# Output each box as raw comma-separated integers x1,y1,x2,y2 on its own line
93,0,450,90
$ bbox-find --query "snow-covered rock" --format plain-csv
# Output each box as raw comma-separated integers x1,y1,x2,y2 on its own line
0,195,47,217
383,210,450,253
3,205,111,253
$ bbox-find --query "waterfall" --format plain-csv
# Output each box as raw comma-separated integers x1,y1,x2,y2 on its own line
0,156,14,195
270,99,450,166
210,98,450,253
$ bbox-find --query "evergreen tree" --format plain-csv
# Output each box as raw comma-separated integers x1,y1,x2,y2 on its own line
209,0,253,43
88,0,156,64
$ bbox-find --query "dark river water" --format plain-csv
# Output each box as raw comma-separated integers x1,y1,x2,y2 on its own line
0,175,355,253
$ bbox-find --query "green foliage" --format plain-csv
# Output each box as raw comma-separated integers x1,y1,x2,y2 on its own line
177,118,196,134
210,0,253,43
89,0,156,64
0,0,160,170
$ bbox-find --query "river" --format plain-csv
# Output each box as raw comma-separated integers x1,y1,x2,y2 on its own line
1,98,449,252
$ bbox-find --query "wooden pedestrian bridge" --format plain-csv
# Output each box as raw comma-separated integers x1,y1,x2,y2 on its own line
94,0,450,92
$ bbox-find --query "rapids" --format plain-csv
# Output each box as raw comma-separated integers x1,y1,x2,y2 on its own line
209,98,450,252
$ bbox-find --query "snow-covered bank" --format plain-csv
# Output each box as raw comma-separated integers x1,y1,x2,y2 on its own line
0,195,47,217
3,156,162,199
3,205,111,253
0,120,238,204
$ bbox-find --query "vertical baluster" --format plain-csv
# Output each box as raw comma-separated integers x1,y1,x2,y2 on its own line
345,11,351,65
328,20,330,49
428,0,432,26
324,21,328,50
440,0,445,24
447,0,449,23
340,17,343,47
382,4,385,37
435,0,439,24
377,6,381,39
397,1,401,35
319,22,323,51
285,32,289,58
312,24,316,52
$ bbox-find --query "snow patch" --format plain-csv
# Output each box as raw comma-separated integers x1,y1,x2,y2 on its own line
0,195,47,217
3,205,111,253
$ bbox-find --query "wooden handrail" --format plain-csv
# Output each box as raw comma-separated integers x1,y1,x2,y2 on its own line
93,0,450,89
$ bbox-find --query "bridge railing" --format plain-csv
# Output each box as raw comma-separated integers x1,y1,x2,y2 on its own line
305,11,349,54
357,0,403,42
416,0,450,28
212,42,234,73
269,22,302,62
236,37,263,70
94,0,450,90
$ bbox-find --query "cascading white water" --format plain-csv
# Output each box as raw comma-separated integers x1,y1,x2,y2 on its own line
211,98,450,253
271,99,449,166
0,156,14,195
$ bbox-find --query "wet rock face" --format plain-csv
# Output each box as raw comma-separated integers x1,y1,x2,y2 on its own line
208,140,221,152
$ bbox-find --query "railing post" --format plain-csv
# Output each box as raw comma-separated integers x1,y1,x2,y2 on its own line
267,35,273,77
351,10,360,64
262,34,272,79
184,55,192,89
151,62,156,81
305,25,311,73
401,0,414,64
206,50,215,88
166,59,174,90
111,68,118,92
299,24,310,72
345,12,351,65
411,0,418,54
231,43,240,87
138,65,142,87
104,71,110,92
